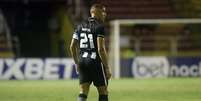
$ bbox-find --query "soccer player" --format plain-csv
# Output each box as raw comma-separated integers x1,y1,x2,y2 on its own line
70,4,111,101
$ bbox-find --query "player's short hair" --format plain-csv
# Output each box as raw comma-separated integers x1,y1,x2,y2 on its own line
90,4,105,13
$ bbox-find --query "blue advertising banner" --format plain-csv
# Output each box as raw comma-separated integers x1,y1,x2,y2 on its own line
121,57,201,78
131,57,169,78
168,57,201,77
1,57,200,80
0,58,78,80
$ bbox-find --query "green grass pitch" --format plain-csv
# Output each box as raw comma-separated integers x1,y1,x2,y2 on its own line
0,78,201,101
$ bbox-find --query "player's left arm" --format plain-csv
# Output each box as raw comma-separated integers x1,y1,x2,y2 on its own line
70,31,79,73
70,38,79,65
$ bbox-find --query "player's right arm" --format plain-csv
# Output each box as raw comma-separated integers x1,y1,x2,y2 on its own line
96,25,111,79
97,37,111,79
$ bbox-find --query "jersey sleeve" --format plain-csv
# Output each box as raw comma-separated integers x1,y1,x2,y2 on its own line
96,25,105,38
72,25,80,40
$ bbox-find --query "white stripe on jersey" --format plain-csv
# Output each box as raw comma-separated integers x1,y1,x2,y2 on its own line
73,32,78,40
101,63,107,86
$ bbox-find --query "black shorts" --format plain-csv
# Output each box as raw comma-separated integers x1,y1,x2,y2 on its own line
78,58,108,87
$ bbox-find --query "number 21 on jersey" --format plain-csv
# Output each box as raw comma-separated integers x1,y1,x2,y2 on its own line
80,32,96,59
80,33,95,48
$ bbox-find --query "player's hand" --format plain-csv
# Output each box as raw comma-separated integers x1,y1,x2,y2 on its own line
105,68,112,80
75,64,80,75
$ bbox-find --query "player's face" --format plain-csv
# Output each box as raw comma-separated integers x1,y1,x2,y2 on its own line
97,7,106,22
102,7,106,20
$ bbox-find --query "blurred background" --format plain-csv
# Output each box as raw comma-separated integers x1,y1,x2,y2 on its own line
1,0,201,101
0,0,201,79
